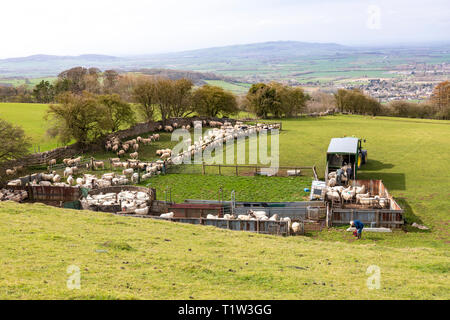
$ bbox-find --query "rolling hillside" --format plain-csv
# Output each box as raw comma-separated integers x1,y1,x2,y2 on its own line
0,201,448,299
1,41,449,80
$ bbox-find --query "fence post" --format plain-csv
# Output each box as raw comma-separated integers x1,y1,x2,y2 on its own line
235,165,238,176
202,162,205,175
218,165,221,175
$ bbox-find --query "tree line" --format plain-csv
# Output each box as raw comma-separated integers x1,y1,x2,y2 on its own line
36,68,240,146
0,66,448,158
29,67,310,147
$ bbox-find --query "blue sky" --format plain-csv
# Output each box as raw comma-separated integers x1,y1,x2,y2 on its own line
1,0,449,58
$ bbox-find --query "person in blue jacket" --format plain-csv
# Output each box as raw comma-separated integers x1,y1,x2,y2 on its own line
350,220,364,239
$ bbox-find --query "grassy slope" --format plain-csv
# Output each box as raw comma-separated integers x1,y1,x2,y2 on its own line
0,202,448,300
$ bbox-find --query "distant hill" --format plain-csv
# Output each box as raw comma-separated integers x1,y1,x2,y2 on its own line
150,41,353,59
1,54,120,63
0,54,123,78
0,41,448,81
0,41,355,78
136,68,230,85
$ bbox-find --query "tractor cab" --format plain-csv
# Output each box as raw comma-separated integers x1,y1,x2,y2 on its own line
325,137,367,184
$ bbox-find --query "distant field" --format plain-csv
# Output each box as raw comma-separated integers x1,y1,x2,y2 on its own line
0,77,56,88
204,80,251,94
0,102,61,152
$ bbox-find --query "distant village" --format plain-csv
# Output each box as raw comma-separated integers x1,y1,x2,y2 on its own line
345,62,449,102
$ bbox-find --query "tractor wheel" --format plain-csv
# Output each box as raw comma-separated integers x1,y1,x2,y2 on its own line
357,153,362,169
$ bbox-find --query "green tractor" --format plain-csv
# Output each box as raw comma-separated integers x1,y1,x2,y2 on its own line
325,137,367,183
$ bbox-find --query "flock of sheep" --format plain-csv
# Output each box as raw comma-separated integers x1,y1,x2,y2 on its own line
325,182,390,209
105,133,161,159
169,121,281,165
101,120,281,184
5,165,24,177
157,210,303,234
0,189,28,202
81,190,151,215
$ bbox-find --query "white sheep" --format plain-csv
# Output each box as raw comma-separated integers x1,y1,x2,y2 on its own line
7,180,21,186
356,193,370,204
135,207,149,215
326,190,341,202
94,161,105,170
291,222,302,233
160,212,174,219
130,152,139,159
142,173,152,180
327,178,336,187
355,185,366,194
281,217,292,229
160,152,171,160
41,173,54,181
122,168,134,176
6,169,16,176
341,187,356,202
64,167,73,178
67,175,74,186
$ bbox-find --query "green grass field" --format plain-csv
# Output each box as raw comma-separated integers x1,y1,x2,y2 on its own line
0,102,61,152
0,201,448,299
204,80,252,94
0,77,56,88
0,112,449,299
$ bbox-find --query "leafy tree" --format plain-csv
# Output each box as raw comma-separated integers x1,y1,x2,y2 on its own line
269,82,309,117
45,92,108,146
0,118,30,162
334,89,381,116
133,78,157,122
57,67,88,94
192,85,238,117
245,83,280,118
53,78,71,95
97,94,135,132
33,80,54,103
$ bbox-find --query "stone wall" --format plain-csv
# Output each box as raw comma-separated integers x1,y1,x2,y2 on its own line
0,117,235,175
